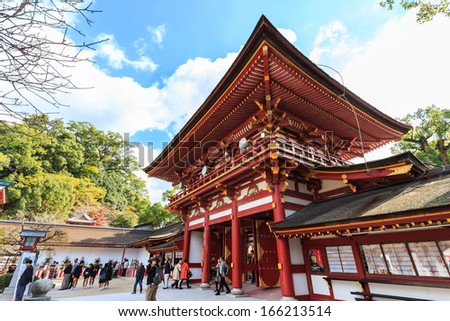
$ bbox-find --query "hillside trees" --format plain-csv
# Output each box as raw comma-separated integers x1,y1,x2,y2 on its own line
0,115,159,227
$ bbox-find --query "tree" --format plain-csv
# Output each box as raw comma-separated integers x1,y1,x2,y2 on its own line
0,0,105,123
391,106,450,166
138,202,180,228
0,225,66,257
380,0,450,23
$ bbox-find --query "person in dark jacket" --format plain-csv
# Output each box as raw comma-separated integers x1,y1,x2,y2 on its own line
71,260,84,290
15,259,34,301
132,262,146,294
163,256,171,289
59,261,72,290
145,258,159,301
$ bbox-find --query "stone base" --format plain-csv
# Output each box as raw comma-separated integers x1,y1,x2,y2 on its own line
200,283,211,290
280,296,297,301
230,288,245,296
24,296,52,301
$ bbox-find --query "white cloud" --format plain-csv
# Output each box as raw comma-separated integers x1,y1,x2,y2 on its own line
341,11,450,120
147,25,166,47
309,21,350,63
278,28,297,44
309,10,450,164
95,34,158,72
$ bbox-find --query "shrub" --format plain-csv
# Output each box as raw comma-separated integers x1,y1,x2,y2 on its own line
0,273,13,291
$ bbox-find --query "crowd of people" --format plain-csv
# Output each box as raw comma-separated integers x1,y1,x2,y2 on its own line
14,255,236,301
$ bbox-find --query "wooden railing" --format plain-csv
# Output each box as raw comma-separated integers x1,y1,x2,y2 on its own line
170,135,348,203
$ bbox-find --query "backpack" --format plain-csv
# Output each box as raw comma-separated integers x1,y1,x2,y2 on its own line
153,265,164,285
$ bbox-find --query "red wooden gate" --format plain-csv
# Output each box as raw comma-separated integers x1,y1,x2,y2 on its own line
255,220,279,288
224,226,233,282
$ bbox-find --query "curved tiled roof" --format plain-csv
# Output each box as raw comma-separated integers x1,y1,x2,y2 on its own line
273,166,450,231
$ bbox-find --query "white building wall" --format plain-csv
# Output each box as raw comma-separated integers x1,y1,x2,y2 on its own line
238,195,272,212
189,231,203,279
38,246,148,266
311,275,330,296
332,280,363,301
293,273,309,296
369,282,450,301
286,179,296,191
289,238,304,265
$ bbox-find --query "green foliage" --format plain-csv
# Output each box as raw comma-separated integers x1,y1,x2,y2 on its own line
106,208,139,228
380,0,450,23
391,106,450,166
138,202,180,228
0,116,159,227
161,184,180,203
0,273,13,291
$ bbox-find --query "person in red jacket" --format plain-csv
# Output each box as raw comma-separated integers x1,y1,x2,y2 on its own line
178,259,191,289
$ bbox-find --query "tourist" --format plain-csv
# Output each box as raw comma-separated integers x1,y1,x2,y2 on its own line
178,259,191,289
163,256,171,289
89,261,100,288
83,263,93,288
213,259,221,292
145,257,159,301
113,260,119,278
215,256,231,295
59,260,72,290
122,258,129,277
98,262,112,291
15,259,33,301
71,259,84,290
171,258,181,289
131,262,145,294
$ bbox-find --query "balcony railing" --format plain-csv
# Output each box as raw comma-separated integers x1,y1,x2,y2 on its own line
169,135,348,204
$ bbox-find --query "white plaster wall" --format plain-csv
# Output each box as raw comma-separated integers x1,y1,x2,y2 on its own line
285,209,297,218
238,195,272,211
292,273,309,295
298,183,312,194
189,217,204,226
369,282,450,301
289,238,304,265
210,208,231,221
38,246,148,266
189,231,203,263
286,179,296,191
284,195,311,206
311,275,330,296
332,280,363,301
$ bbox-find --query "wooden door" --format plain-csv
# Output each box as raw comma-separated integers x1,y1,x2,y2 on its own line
255,220,279,288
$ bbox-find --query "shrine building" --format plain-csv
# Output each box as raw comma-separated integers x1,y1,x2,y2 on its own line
143,16,450,301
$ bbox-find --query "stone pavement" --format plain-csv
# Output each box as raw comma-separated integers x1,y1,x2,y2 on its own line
35,276,279,301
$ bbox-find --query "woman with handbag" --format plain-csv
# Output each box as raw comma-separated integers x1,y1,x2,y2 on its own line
178,259,192,289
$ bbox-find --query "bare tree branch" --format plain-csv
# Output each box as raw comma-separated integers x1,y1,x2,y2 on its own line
0,1,107,125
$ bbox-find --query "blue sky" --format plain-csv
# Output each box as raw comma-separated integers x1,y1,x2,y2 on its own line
6,1,450,203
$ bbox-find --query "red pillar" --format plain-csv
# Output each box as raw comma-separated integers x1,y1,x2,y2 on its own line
182,213,191,262
201,209,211,287
231,194,243,295
273,183,296,299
